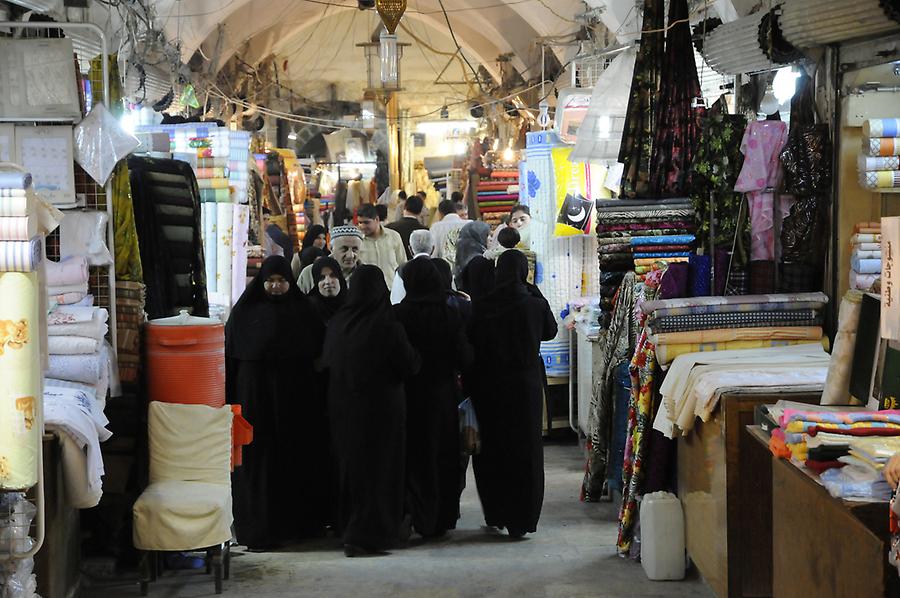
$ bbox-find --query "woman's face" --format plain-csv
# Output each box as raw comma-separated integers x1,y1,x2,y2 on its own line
264,273,290,297
314,234,327,249
317,266,341,298
510,211,531,230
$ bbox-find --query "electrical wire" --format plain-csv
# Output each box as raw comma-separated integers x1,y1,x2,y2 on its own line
436,0,485,92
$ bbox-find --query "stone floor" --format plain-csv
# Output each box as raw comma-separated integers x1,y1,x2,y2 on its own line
82,442,714,598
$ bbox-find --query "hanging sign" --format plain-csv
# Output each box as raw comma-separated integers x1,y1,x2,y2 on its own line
883,216,900,340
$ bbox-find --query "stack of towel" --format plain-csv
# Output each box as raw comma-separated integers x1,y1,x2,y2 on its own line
850,221,881,291
859,118,900,191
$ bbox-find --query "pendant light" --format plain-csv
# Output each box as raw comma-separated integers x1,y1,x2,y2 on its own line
376,0,406,34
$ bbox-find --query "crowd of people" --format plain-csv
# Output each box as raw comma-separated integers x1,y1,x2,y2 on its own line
226,196,555,557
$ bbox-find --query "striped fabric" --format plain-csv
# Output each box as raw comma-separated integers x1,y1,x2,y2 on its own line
0,236,42,272
0,197,28,217
0,217,33,240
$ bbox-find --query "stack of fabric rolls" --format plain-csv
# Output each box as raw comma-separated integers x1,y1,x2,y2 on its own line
859,118,900,191
477,170,519,226
595,198,697,321
115,281,145,384
849,221,881,291
229,131,251,204
640,292,830,367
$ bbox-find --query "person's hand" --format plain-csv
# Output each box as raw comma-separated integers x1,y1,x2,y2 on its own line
884,454,900,489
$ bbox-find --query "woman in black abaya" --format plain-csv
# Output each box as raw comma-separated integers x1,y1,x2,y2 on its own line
308,256,347,324
395,259,473,538
226,256,326,549
321,265,421,556
467,250,557,537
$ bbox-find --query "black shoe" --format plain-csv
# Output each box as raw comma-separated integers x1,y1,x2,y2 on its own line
507,528,526,539
343,544,370,557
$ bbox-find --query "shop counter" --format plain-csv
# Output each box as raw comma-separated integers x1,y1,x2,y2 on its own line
678,392,820,598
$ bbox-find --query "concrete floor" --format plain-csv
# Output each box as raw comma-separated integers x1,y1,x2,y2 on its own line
82,442,713,598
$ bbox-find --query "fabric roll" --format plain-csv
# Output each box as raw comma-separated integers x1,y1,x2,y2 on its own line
630,235,695,246
854,242,881,252
858,154,900,172
48,336,101,355
47,353,101,385
635,256,689,266
202,203,217,293
850,271,878,291
860,170,900,189
0,271,41,490
852,250,881,260
851,233,881,244
0,197,28,217
0,217,36,241
864,138,900,157
855,227,881,234
46,256,89,287
651,326,822,345
656,339,827,365
197,178,229,190
688,254,711,297
821,291,863,405
0,172,32,189
851,256,881,274
195,168,228,179
863,119,900,138
197,158,228,168
200,188,230,203
749,260,776,295
660,263,689,299
215,203,233,304
231,203,249,305
650,310,821,333
633,251,691,259
0,189,27,198
0,237,42,272
595,198,693,208
643,291,829,314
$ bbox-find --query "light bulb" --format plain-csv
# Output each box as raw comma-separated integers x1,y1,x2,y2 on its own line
538,99,551,128
502,147,515,163
759,85,780,115
287,129,298,141
773,67,800,104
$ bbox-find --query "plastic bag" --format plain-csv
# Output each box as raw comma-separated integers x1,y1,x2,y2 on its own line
73,103,140,187
459,398,481,456
60,210,113,266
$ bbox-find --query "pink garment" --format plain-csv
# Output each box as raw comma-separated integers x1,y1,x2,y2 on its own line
735,121,790,261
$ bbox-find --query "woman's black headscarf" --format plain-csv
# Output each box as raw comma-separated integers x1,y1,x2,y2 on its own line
309,256,347,322
402,258,445,304
459,256,495,301
477,250,534,318
299,246,325,273
396,258,462,370
302,224,328,250
455,221,491,280
433,259,454,292
226,255,314,361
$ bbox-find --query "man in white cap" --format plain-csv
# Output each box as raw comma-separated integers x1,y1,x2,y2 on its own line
297,225,363,293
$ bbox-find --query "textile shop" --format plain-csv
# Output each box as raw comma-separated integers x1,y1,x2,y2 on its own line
0,0,899,597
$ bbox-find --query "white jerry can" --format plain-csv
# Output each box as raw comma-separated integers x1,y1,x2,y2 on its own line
639,491,686,581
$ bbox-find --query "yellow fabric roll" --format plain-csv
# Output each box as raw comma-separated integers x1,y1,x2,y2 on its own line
656,338,830,366
0,271,41,490
197,177,230,190
634,256,690,267
652,326,823,346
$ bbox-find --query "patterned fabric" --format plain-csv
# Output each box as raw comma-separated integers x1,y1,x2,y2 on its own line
596,209,695,222
648,0,705,197
597,221,696,232
641,291,828,314
650,299,826,319
618,0,665,198
649,309,821,333
630,235,695,246
860,170,900,189
858,155,900,171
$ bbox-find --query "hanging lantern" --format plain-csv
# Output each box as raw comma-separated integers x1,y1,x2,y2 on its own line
376,0,406,34
380,31,400,87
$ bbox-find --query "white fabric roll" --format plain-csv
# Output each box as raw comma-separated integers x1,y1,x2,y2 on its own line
821,291,863,405
215,203,234,307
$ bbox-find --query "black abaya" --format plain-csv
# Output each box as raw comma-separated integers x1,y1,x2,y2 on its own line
321,265,421,550
467,251,557,535
226,256,327,548
394,259,473,537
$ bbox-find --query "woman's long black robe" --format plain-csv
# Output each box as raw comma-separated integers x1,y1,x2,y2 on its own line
466,251,557,534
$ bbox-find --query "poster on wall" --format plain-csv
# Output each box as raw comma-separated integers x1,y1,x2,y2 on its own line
551,146,594,237
14,126,77,208
883,216,899,341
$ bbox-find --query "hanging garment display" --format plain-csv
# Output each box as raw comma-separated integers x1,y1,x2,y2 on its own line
618,0,665,198
648,0,705,197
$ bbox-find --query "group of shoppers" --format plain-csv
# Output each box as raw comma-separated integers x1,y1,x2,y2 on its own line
225,199,556,557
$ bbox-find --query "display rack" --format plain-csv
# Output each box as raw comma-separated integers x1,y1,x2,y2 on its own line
0,20,113,573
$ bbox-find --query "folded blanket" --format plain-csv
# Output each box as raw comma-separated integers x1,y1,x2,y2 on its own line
850,271,878,290
852,250,881,260
48,306,105,326
47,353,102,384
48,309,109,340
860,170,900,190
49,291,88,306
48,336,101,355
46,256,89,287
651,326,823,345
48,282,90,297
630,234,696,246
649,309,822,333
851,256,882,274
851,233,881,244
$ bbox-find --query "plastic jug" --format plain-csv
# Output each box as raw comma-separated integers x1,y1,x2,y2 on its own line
639,491,686,581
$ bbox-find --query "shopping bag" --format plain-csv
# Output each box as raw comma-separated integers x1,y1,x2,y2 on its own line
459,398,481,456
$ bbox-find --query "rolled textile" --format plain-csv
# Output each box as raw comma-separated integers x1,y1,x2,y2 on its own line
855,221,882,231
49,291,87,306
634,256,689,266
852,250,882,260
45,256,89,287
47,353,101,385
633,245,691,252
231,203,249,305
864,138,900,157
0,237,42,272
197,177,229,190
651,299,828,319
0,189,27,198
633,251,692,259
649,310,821,333
215,203,233,305
689,254,712,297
850,233,881,244
630,234,696,246
642,291,829,314
854,242,881,252
656,339,828,365
197,158,228,168
598,243,632,254
0,217,36,241
860,170,900,189
0,172,32,189
48,336,101,355
200,188,230,203
651,326,823,345
0,271,41,490
858,154,900,172
660,263,689,299
195,168,228,179
595,198,692,208
851,256,882,274
595,202,695,213
855,227,881,235
863,119,900,138
0,196,28,217
202,203,217,293
850,271,879,291
821,291,863,405
47,282,89,297
48,306,105,326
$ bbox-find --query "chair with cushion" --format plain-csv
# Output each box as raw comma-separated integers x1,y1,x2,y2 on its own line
133,402,233,595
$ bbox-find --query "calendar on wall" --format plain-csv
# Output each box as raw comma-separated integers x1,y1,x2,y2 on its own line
14,125,77,208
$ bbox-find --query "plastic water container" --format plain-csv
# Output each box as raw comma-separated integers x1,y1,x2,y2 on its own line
640,491,686,581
